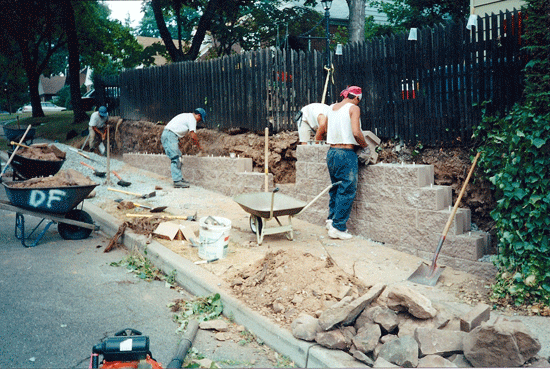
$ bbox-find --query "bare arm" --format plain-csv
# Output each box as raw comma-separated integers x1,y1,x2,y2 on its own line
350,105,368,148
188,131,202,150
314,114,328,141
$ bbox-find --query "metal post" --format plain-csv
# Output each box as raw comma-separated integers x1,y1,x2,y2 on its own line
324,6,331,103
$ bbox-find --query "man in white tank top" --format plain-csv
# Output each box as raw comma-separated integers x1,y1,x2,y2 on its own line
315,86,369,240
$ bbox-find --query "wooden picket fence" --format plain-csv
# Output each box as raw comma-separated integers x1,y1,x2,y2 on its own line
98,9,525,146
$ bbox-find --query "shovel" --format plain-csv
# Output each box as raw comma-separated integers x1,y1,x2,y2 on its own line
107,187,156,199
112,170,131,187
407,152,480,286
80,161,106,177
114,199,167,213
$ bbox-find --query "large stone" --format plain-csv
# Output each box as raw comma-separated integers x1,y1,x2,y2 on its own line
448,354,474,368
414,327,466,357
386,285,437,319
351,349,375,366
460,303,491,332
315,329,351,350
319,283,386,330
199,319,228,332
373,357,399,368
353,323,381,354
362,306,399,333
378,335,419,368
418,355,458,368
463,318,541,368
291,314,322,341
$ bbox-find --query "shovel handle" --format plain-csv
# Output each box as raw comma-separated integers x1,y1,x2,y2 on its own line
1,125,32,177
10,141,32,149
80,161,96,170
125,214,187,219
107,187,142,197
112,170,123,180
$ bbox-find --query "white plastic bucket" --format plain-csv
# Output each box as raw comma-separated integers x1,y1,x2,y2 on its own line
198,216,231,260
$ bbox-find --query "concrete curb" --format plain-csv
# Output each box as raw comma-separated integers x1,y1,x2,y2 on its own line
83,202,364,368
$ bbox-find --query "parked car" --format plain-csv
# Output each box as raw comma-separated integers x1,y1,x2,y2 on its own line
18,102,67,113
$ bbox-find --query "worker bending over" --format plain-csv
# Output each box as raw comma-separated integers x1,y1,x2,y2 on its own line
161,108,205,188
87,106,109,153
296,103,329,144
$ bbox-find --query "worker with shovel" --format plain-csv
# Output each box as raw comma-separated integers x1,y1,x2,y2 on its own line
85,106,109,155
161,108,205,188
315,86,369,240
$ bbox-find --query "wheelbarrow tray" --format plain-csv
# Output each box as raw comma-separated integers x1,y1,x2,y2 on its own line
3,125,36,143
2,182,97,214
233,192,307,219
8,151,65,179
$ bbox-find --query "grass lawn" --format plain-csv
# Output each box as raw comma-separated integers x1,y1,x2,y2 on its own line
0,111,90,151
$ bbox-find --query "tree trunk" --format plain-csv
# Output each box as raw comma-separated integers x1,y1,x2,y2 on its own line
19,47,44,118
150,0,219,62
151,0,185,62
347,0,366,43
62,0,88,123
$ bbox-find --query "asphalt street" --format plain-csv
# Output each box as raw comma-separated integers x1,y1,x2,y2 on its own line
0,189,282,368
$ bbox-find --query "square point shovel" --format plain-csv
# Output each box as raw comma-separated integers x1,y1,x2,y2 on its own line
407,152,480,286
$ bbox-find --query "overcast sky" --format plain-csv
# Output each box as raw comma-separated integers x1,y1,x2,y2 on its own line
105,0,144,28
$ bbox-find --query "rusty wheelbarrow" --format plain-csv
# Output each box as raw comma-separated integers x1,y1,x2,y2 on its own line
233,182,340,245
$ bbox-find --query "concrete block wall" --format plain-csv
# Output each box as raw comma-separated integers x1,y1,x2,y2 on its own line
123,148,495,278
292,145,495,279
123,153,272,196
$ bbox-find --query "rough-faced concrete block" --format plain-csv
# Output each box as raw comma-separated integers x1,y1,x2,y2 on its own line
296,144,316,162
417,208,465,236
402,186,452,211
359,164,386,185
380,163,434,187
442,233,486,261
308,162,330,180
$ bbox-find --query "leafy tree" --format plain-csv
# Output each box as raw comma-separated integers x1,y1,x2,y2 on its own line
368,0,469,28
474,0,550,306
0,0,68,117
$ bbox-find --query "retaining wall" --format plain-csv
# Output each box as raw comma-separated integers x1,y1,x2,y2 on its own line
123,147,495,279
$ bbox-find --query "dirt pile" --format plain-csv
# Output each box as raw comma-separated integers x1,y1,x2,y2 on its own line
102,119,495,234
9,169,96,188
15,143,66,161
227,248,369,329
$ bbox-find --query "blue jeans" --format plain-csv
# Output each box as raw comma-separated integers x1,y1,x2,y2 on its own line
161,129,183,182
326,148,358,232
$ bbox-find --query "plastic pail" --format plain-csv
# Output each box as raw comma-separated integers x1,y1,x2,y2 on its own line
198,216,231,260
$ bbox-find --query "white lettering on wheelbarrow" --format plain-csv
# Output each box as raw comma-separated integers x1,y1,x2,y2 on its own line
29,189,67,209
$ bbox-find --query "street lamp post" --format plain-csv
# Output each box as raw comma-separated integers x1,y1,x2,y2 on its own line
321,0,333,102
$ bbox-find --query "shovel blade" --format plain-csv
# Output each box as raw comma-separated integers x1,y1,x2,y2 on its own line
142,192,156,198
407,262,445,286
118,180,131,187
150,206,167,213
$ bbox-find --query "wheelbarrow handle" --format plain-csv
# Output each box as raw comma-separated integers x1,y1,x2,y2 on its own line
269,187,279,219
296,181,342,216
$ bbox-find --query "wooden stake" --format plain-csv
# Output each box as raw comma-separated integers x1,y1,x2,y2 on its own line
264,126,269,192
106,125,111,185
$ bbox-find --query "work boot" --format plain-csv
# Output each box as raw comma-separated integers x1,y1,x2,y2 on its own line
173,180,189,188
328,227,353,240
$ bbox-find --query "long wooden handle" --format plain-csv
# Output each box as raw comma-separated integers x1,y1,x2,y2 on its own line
1,125,32,177
80,161,96,170
10,141,32,149
441,152,481,237
107,187,141,196
126,214,187,219
264,126,269,192
112,170,122,180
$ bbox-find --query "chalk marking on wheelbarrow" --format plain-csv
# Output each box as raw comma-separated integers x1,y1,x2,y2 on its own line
233,181,341,245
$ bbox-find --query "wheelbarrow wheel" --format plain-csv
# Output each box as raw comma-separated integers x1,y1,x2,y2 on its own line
249,215,263,235
58,209,93,240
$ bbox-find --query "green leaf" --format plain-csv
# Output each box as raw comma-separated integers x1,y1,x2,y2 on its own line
532,138,546,148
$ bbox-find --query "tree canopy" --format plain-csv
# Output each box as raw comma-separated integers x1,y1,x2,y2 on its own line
368,0,469,29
